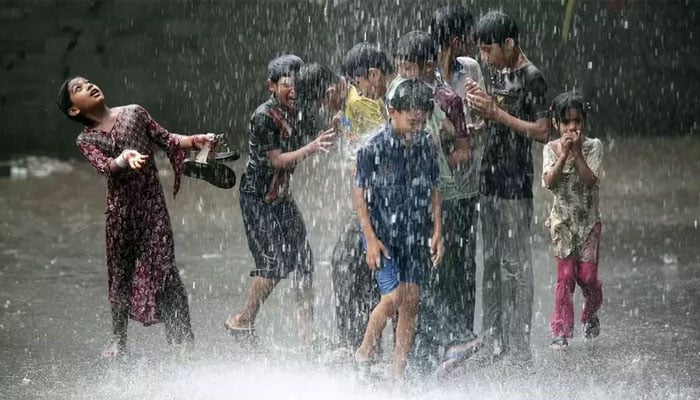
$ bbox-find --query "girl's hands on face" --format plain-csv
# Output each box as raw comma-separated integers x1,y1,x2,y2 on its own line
560,132,573,155
569,129,583,153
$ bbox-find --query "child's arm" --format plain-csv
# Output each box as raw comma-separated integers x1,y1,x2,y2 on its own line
430,187,443,267
267,128,335,170
353,142,389,271
543,137,571,189
352,186,389,271
447,137,470,169
466,78,550,143
77,140,148,176
570,131,600,188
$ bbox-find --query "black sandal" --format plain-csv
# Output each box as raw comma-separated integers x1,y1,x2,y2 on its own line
184,142,237,189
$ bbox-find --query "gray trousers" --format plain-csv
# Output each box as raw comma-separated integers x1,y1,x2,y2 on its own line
480,195,534,360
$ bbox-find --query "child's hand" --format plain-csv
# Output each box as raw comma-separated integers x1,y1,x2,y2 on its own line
464,78,480,95
561,133,573,155
116,149,148,170
191,133,218,150
570,129,583,154
365,237,390,271
465,83,498,121
430,232,443,267
307,128,336,154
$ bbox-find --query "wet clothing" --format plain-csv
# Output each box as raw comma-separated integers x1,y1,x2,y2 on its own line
360,232,425,295
543,138,603,260
386,76,468,202
478,62,547,361
387,74,476,370
551,223,603,338
481,63,548,200
480,196,534,360
342,85,386,172
76,105,191,337
543,137,604,338
413,197,478,370
240,192,313,280
240,97,313,280
354,125,439,251
240,96,303,200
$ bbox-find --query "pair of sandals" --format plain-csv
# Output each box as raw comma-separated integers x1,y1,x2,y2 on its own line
184,135,239,189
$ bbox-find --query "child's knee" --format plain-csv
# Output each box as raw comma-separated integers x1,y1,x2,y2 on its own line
400,283,420,311
576,262,599,287
556,258,576,283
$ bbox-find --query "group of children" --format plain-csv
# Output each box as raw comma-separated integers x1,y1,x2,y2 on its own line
57,5,604,380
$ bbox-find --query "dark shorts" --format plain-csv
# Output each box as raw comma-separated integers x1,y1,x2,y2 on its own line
240,192,313,280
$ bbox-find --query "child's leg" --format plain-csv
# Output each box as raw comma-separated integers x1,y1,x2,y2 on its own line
577,222,603,324
550,257,576,338
391,282,419,377
355,290,400,361
158,267,194,345
102,302,128,357
294,268,314,347
229,277,278,327
577,262,602,323
228,195,281,329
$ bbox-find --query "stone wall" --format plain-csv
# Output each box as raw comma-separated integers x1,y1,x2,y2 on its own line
0,0,698,159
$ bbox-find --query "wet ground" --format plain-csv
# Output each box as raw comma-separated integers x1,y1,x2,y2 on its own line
1,136,699,399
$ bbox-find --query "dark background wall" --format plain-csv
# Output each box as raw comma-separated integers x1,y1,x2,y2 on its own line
0,0,698,160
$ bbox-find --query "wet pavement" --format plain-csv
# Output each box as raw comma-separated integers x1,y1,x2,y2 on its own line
1,136,699,399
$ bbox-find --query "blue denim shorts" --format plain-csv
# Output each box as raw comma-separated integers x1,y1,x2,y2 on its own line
360,232,426,295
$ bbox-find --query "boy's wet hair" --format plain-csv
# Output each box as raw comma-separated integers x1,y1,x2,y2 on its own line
268,54,304,83
473,10,519,46
389,79,434,112
56,76,95,126
431,5,474,49
343,42,394,78
394,31,437,66
550,92,588,123
295,63,341,105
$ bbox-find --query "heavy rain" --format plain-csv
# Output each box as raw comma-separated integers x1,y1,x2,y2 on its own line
1,0,699,399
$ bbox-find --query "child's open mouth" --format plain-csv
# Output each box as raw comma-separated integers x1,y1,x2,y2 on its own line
90,88,101,97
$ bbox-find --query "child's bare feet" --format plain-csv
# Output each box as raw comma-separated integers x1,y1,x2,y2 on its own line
224,314,255,334
354,345,375,363
101,338,126,358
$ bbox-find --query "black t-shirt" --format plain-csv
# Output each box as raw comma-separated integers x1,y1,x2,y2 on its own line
240,96,302,197
480,63,548,199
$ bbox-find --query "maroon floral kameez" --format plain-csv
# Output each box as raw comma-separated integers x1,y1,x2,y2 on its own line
76,105,190,331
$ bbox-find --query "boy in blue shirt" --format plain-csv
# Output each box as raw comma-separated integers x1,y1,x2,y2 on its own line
353,79,442,379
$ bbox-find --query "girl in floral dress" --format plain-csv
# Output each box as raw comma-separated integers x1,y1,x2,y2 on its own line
57,76,216,357
542,92,604,349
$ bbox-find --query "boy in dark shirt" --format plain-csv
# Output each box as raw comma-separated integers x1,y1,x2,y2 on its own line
225,55,335,347
353,79,442,379
465,10,550,364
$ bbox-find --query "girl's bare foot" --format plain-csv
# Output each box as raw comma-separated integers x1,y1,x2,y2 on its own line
101,338,126,358
224,314,255,334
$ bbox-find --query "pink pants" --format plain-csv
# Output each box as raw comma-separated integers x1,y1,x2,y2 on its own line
550,223,603,338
